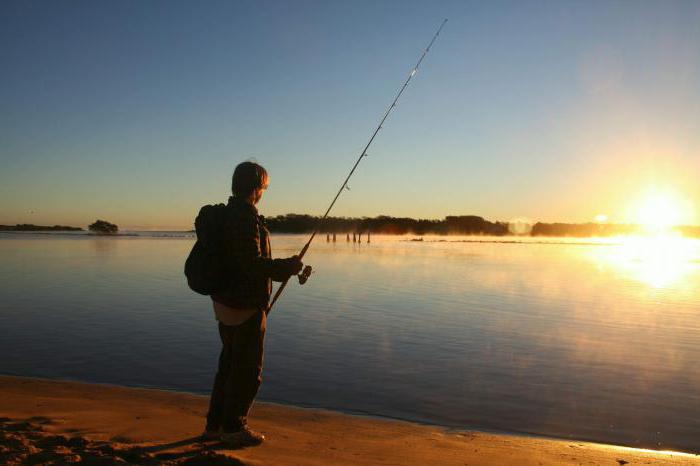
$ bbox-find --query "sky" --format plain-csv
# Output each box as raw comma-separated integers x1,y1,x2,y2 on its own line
2,0,699,230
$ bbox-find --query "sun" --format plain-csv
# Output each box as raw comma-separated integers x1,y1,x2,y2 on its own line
630,187,693,233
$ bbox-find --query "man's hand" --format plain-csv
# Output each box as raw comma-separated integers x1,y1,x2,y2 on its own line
270,255,304,282
283,255,304,277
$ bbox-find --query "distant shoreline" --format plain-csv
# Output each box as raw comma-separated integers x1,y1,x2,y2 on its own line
0,224,83,232
2,231,697,247
3,217,699,238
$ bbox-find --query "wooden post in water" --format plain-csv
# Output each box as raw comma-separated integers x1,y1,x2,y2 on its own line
326,233,330,242
367,231,371,243
346,233,350,242
353,233,356,243
332,233,336,242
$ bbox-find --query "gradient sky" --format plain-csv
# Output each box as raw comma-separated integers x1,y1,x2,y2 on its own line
2,0,699,229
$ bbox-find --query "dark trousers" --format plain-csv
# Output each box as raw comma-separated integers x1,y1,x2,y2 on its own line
206,310,266,432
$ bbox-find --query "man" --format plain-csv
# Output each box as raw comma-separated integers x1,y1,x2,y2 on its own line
204,161,302,446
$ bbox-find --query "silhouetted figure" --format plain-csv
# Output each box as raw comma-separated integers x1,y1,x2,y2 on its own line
358,232,362,242
353,233,356,243
332,233,336,242
367,231,371,243
205,161,302,447
346,233,350,242
326,233,330,242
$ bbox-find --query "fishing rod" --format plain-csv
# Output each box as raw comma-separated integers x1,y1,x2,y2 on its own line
268,18,448,314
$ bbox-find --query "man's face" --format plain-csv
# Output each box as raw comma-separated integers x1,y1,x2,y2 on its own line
253,187,265,205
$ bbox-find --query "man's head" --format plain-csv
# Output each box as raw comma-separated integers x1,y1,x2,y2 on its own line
232,161,269,205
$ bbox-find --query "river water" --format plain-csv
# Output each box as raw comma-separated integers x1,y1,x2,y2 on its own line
1,232,699,451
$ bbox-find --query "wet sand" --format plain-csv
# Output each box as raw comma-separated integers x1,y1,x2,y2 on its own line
1,376,698,465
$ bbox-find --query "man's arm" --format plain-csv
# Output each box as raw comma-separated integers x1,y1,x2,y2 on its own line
228,214,301,280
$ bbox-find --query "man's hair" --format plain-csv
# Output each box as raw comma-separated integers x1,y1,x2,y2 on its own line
231,161,269,198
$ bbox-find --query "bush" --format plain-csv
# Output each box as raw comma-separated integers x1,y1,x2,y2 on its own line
88,219,118,234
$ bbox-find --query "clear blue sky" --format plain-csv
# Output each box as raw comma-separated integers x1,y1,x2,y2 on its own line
2,0,699,229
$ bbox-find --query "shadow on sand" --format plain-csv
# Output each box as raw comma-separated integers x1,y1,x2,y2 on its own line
0,417,247,465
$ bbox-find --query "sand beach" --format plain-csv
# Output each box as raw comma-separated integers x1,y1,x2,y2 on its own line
1,375,698,465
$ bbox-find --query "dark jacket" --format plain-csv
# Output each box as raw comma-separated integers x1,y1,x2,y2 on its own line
211,196,291,310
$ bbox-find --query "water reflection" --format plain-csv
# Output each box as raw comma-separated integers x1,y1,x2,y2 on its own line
1,233,700,452
89,236,118,257
276,235,700,451
586,235,700,289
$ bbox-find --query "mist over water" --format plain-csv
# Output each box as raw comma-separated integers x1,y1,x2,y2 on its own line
1,232,699,452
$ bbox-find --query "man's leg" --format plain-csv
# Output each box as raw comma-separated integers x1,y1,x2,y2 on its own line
222,310,266,435
205,323,233,433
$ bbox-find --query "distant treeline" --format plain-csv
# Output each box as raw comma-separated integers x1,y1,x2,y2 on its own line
265,214,506,235
4,218,700,238
0,224,83,232
677,225,700,238
531,222,700,237
531,222,636,237
265,214,700,238
265,214,509,235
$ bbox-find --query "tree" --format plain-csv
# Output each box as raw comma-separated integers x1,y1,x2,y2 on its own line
89,219,118,234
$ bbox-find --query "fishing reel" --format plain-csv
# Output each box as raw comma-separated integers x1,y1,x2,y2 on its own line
298,265,313,285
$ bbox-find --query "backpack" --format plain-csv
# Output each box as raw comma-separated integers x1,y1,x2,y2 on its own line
184,203,231,295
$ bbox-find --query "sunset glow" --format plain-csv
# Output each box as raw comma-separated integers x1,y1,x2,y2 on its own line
628,188,694,233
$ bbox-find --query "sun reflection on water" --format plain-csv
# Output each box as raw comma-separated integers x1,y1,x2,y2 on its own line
590,234,700,289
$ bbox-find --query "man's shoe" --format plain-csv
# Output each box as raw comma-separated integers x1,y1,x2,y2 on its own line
221,427,265,447
201,428,220,440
